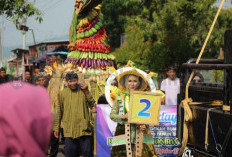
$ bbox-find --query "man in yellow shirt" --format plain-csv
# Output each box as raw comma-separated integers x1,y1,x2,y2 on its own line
53,71,95,157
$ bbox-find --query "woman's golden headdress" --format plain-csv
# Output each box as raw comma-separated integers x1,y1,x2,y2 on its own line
107,60,148,92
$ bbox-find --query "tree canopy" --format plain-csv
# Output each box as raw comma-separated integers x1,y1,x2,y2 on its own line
0,0,42,23
101,0,142,49
102,0,232,72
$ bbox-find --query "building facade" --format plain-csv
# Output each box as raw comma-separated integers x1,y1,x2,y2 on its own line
8,40,69,77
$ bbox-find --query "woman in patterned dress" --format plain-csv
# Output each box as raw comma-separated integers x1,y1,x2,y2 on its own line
110,70,157,157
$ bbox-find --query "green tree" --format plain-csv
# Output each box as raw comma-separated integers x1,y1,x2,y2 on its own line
149,0,232,71
114,0,232,72
115,18,152,70
211,70,224,83
101,0,142,49
0,0,42,23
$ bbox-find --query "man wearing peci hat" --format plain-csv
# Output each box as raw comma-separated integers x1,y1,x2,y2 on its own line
53,71,95,157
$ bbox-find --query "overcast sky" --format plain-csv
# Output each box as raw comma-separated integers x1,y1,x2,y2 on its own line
1,0,75,58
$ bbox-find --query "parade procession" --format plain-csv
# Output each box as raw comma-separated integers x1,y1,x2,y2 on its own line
0,0,232,157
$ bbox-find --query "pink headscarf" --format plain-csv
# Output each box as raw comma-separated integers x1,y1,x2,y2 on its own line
0,82,52,157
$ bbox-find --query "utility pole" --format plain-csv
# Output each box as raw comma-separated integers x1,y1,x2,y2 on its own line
21,17,27,80
0,17,3,67
0,26,2,68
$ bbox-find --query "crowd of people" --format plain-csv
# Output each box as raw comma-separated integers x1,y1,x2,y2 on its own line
0,65,204,157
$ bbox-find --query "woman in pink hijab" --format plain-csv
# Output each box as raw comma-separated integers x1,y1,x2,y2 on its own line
0,82,52,157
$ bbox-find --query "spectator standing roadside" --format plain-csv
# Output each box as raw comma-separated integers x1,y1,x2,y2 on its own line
34,72,59,157
46,72,64,157
53,71,95,157
160,67,180,105
34,72,48,87
33,67,41,76
25,70,33,84
32,67,41,83
0,67,13,84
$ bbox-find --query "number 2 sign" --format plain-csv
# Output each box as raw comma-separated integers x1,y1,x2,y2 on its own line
128,91,161,125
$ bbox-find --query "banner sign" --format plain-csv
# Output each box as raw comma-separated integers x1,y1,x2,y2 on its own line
96,104,117,157
150,105,180,156
107,135,126,146
97,104,180,157
107,135,154,146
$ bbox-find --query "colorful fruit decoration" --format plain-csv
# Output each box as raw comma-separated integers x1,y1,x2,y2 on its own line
65,0,116,75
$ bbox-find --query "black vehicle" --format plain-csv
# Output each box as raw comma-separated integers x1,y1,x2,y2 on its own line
177,30,232,157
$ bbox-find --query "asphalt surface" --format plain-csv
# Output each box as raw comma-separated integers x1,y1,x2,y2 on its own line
47,144,65,157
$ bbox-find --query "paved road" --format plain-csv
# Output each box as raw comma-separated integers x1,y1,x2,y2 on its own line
47,144,65,157
57,152,65,157
57,149,65,157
